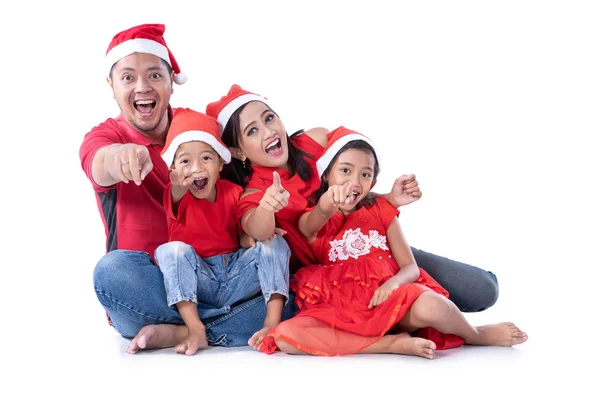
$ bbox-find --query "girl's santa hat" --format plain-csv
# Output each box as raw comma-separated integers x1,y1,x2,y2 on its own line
106,23,187,85
161,109,231,165
316,126,377,177
206,84,269,132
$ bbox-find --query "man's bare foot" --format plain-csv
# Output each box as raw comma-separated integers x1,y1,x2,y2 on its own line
248,326,274,351
126,324,188,354
386,333,437,359
466,322,528,347
174,325,209,356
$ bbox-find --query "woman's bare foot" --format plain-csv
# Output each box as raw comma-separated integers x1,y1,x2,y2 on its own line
466,322,528,347
174,325,209,356
386,333,437,359
126,324,188,354
248,326,274,351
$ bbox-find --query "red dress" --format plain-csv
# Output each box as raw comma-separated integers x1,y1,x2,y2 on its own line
237,133,324,272
260,197,464,355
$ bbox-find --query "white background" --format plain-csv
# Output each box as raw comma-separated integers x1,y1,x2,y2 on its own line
1,1,598,399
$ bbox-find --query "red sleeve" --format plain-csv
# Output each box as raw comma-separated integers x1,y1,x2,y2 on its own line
163,182,178,222
374,197,400,231
237,190,264,222
79,119,124,193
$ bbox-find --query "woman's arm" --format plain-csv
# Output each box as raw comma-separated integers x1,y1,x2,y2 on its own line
304,127,329,148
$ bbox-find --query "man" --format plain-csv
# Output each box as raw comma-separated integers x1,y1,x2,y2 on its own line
80,24,283,354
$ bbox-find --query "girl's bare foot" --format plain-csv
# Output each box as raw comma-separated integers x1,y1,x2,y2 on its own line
126,324,188,354
174,326,209,356
387,333,437,359
467,322,528,347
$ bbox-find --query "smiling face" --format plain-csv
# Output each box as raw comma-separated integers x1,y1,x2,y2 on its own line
173,141,224,202
107,52,174,142
235,101,289,168
325,148,377,213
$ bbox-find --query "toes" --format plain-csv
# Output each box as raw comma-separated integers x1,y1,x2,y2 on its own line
126,341,139,354
174,343,188,354
185,344,199,356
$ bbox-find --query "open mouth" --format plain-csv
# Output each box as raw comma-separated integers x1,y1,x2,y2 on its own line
134,99,156,114
347,190,361,204
264,137,282,155
192,177,209,191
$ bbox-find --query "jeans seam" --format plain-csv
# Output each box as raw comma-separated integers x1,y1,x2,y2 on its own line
203,295,263,329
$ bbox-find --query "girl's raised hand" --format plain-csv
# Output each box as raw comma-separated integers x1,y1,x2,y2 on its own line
322,183,352,211
259,171,290,213
389,174,422,207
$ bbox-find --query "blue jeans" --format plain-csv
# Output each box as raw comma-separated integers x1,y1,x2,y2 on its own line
411,247,499,312
93,237,296,347
154,239,289,310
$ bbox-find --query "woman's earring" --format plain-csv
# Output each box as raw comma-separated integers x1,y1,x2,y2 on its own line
242,159,246,168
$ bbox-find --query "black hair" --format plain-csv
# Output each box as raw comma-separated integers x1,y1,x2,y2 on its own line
220,102,313,187
109,58,173,80
314,140,380,208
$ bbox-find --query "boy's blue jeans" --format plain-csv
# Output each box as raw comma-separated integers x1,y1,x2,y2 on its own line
154,239,289,310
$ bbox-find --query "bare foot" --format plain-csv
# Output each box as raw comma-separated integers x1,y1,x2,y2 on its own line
174,325,209,356
126,324,188,354
248,326,274,351
387,333,437,359
467,322,528,347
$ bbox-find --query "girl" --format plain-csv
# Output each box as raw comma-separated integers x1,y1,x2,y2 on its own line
260,127,528,357
206,85,500,316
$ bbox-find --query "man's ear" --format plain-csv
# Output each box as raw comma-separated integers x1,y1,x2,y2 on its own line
106,76,115,98
219,158,224,172
229,147,246,162
370,179,377,189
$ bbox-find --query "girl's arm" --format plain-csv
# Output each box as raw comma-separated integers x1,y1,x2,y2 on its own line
368,218,420,308
299,184,350,242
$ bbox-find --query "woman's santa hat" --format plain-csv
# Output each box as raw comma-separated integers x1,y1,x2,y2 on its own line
206,84,269,132
161,109,231,165
106,23,187,85
316,126,377,177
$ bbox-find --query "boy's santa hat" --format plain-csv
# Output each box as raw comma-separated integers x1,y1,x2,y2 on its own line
161,108,231,165
206,84,269,131
106,23,187,85
316,126,377,177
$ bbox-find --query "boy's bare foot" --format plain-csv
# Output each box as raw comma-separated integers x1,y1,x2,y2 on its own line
387,333,437,359
174,325,209,356
248,326,274,351
126,324,188,354
467,322,528,347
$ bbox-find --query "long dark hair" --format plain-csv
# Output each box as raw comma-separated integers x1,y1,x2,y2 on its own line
314,140,380,208
220,102,313,187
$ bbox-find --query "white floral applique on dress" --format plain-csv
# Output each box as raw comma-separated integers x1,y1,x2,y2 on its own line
328,228,389,262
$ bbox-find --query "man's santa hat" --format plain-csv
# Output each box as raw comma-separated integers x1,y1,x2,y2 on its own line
316,126,377,177
161,109,231,165
206,84,269,131
106,23,187,85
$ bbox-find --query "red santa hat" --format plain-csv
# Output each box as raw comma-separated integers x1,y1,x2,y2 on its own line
161,108,231,166
316,126,377,177
206,84,269,132
106,23,187,85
